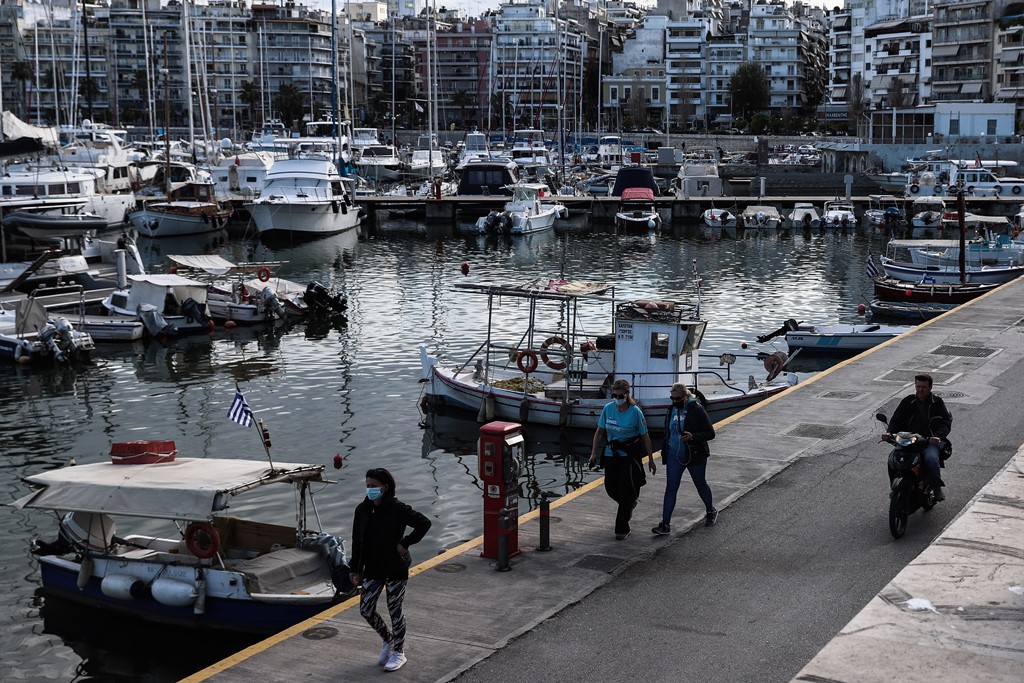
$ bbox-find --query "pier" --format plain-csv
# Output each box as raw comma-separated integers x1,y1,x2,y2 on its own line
182,277,1024,683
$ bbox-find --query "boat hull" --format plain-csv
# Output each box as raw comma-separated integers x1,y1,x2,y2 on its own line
873,277,999,304
784,325,912,354
880,259,1024,285
129,209,230,238
248,201,360,236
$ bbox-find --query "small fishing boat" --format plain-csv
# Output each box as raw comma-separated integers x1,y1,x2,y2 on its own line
14,446,350,634
0,296,95,364
102,274,215,337
701,206,737,228
615,187,662,233
419,272,796,429
787,203,820,230
476,183,567,235
740,205,782,230
872,275,1000,304
821,199,857,229
757,318,913,355
2,210,108,240
862,194,904,229
129,182,233,238
867,299,960,321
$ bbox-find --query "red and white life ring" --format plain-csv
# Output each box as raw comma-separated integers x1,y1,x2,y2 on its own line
184,522,220,559
257,267,272,283
517,349,539,374
540,336,569,370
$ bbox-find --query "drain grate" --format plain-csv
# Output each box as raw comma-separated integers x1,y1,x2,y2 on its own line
877,370,956,384
930,345,998,358
933,390,967,399
573,554,627,573
819,390,866,401
785,423,854,440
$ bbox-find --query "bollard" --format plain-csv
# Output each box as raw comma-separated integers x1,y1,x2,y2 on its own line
496,509,512,572
537,492,552,552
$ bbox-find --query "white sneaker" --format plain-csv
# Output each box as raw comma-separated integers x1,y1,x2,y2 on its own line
384,650,407,672
377,640,393,666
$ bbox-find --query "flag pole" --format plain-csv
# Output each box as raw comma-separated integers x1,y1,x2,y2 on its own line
256,417,275,470
232,382,274,470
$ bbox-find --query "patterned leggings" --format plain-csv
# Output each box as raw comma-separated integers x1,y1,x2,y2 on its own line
359,579,408,652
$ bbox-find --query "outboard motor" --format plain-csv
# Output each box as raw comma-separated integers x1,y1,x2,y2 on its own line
482,210,501,235
262,287,287,319
37,325,67,363
304,281,347,315
499,211,514,234
181,297,211,327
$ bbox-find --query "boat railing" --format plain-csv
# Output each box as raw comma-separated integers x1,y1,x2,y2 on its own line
618,368,759,398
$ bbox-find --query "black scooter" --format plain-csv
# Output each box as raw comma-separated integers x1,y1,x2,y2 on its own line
875,412,951,539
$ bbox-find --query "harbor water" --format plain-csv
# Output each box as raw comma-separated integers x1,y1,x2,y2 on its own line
1,217,895,681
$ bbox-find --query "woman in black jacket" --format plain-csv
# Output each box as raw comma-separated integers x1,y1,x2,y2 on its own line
652,383,717,535
349,467,431,672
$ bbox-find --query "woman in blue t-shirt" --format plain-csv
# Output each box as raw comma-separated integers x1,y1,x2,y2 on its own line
588,378,656,539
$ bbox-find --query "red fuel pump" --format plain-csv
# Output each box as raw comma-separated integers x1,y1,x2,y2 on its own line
478,421,524,560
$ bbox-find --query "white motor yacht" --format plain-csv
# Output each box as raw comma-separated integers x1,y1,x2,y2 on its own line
821,199,857,228
244,157,360,237
476,183,566,235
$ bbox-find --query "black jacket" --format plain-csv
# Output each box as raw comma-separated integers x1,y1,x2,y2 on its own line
888,393,952,439
350,497,431,581
660,399,715,466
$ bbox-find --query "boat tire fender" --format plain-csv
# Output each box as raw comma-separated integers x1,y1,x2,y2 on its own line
517,349,539,374
257,267,272,282
909,185,920,194
966,186,974,195
1014,186,1022,195
995,185,1003,195
540,336,568,370
184,522,220,559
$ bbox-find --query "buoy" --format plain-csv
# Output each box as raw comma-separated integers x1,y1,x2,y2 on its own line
224,320,237,329
333,454,343,469
741,342,748,349
206,320,216,332
484,395,495,421
460,261,470,276
905,289,913,297
857,303,866,315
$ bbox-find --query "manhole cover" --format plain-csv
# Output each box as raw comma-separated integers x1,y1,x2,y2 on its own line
785,423,854,440
819,390,866,400
302,626,339,640
877,369,956,383
930,345,998,358
545,515,563,524
573,554,627,573
434,563,467,573
933,390,967,399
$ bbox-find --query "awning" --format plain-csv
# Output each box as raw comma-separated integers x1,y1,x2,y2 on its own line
831,87,848,99
1001,48,1022,62
873,75,896,89
961,82,984,95
931,44,960,58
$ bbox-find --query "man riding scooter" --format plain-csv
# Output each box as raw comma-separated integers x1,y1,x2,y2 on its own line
882,373,952,501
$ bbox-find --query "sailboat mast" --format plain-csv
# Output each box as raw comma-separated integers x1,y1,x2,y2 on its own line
81,0,94,121
183,0,195,162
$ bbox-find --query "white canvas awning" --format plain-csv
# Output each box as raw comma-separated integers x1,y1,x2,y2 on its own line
931,45,960,58
12,458,327,521
961,82,984,95
124,274,209,311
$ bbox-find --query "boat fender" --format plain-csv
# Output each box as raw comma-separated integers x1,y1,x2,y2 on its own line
517,349,539,374
519,398,530,423
540,336,568,370
332,200,339,214
257,267,272,283
1014,186,1022,195
558,401,570,426
194,572,207,615
484,395,495,421
966,186,974,195
763,351,789,381
101,573,148,601
995,185,1002,195
184,521,220,559
151,577,198,607
909,184,920,194
341,201,348,214
77,554,93,590
202,213,209,223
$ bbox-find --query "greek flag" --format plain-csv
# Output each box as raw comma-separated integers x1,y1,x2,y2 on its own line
228,389,254,428
415,102,424,113
866,254,879,279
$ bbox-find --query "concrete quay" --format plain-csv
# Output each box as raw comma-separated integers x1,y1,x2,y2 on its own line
183,277,1024,683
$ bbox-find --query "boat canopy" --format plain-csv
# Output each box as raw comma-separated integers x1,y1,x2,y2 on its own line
168,254,286,277
124,274,209,309
611,168,659,197
12,458,327,521
621,187,655,201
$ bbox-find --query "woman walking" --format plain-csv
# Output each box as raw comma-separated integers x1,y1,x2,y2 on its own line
349,467,431,672
589,379,656,539
652,383,717,535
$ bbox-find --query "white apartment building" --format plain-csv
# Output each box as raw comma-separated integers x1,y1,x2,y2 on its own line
863,15,931,109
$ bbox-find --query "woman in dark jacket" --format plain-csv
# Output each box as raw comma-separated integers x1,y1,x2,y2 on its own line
349,467,431,672
652,383,717,535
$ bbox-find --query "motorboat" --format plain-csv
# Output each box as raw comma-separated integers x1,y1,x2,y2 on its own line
904,236,1024,268
0,295,95,364
455,157,520,197
507,129,554,171
456,132,492,168
102,273,215,337
757,318,913,355
821,199,857,228
2,209,108,239
245,156,360,238
14,451,349,634
404,148,447,181
129,182,233,238
476,183,567,236
867,299,960,321
787,202,821,230
674,154,724,198
354,144,403,183
0,232,146,294
740,205,782,230
594,135,625,167
418,277,797,429
880,238,1024,285
0,166,134,228
908,196,946,230
615,188,662,232
207,151,276,203
862,194,904,229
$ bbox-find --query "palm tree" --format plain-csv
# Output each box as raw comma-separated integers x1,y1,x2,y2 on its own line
11,61,34,120
239,80,261,128
273,83,305,130
449,89,474,128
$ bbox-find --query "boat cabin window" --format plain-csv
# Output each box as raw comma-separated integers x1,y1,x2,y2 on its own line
679,322,706,353
651,332,669,359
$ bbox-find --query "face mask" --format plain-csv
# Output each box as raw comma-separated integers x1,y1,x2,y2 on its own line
614,397,626,406
366,487,383,501
672,398,686,406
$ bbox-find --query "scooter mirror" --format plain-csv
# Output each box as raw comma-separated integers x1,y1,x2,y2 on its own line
875,412,888,424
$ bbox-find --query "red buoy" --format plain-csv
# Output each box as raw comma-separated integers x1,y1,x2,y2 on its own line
333,454,343,469
460,261,470,276
905,289,913,297
857,303,866,315
224,320,237,329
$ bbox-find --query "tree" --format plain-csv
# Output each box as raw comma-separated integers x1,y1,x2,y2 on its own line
273,83,305,130
848,72,868,135
729,62,770,121
239,80,261,127
449,89,474,128
885,77,915,109
11,61,34,119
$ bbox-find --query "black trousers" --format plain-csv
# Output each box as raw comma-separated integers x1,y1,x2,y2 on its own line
602,455,646,534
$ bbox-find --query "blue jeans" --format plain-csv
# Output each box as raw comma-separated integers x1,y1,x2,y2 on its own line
923,443,943,490
662,450,714,525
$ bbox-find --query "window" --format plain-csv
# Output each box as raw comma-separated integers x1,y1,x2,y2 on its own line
949,119,960,135
652,86,660,102
624,87,631,101
650,332,669,359
610,86,618,101
987,119,997,135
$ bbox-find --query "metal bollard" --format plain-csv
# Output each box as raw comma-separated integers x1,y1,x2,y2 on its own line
496,509,512,572
537,492,552,552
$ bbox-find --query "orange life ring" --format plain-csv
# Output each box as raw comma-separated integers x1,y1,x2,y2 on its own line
540,336,569,370
517,349,539,374
184,522,220,559
257,267,272,283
